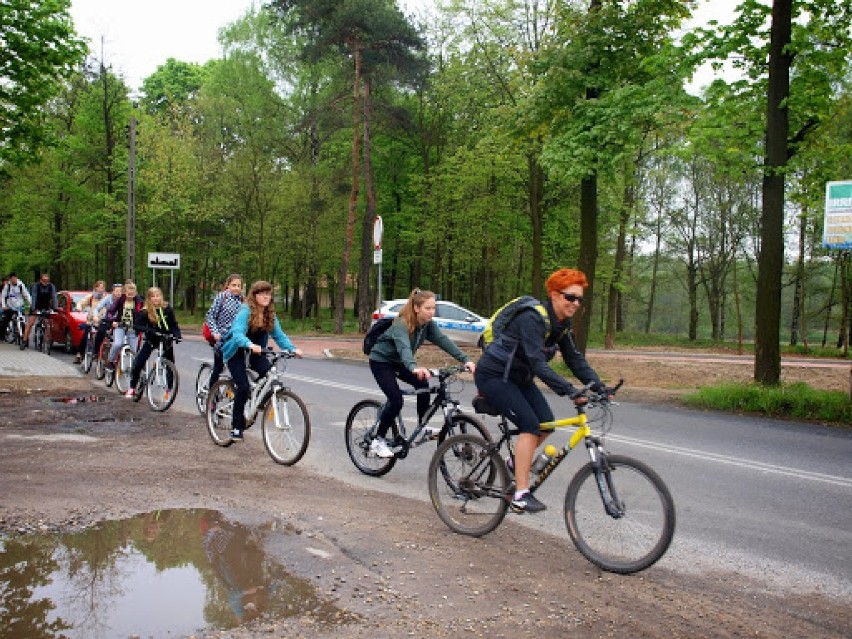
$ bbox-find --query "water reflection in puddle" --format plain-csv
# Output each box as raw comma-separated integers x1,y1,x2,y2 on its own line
0,509,353,638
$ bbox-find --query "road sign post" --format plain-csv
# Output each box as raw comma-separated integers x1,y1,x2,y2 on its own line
147,252,180,306
373,216,384,311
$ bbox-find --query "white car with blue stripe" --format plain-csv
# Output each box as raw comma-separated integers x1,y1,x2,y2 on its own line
372,299,486,347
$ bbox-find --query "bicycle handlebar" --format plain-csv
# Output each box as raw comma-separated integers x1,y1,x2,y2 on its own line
428,364,469,380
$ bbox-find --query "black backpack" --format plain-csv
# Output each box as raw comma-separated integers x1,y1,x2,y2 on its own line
362,317,394,354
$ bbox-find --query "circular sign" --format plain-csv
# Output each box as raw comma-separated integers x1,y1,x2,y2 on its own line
373,215,383,249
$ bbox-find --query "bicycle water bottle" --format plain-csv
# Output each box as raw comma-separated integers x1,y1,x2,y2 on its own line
531,444,558,474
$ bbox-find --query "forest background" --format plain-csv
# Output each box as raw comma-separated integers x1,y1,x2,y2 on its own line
2,0,851,388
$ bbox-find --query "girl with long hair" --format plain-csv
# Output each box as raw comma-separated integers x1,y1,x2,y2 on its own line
127,286,182,398
367,288,475,458
220,281,302,441
205,273,244,389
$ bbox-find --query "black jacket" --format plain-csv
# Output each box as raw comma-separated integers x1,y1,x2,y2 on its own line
477,300,599,395
134,305,182,345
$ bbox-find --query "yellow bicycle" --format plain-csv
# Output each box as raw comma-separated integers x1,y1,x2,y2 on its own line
427,381,676,574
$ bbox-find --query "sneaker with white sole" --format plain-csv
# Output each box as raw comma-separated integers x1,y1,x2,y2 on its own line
124,388,135,398
422,425,444,439
510,491,546,513
369,438,394,458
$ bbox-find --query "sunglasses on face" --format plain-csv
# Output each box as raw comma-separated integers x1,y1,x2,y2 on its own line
560,292,583,304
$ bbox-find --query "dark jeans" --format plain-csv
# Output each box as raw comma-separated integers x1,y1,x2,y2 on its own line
130,339,175,389
226,350,272,433
474,369,554,435
208,347,225,388
369,359,429,438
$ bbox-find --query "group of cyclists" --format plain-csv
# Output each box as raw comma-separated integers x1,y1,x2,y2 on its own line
4,266,606,514
0,272,58,347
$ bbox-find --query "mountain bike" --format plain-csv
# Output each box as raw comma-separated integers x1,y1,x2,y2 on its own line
111,327,138,392
132,334,180,411
427,380,676,575
344,365,491,478
205,349,310,465
31,310,53,354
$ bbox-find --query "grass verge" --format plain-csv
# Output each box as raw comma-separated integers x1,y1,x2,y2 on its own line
683,382,851,425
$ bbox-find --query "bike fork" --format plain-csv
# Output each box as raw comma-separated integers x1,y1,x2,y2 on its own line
587,445,625,518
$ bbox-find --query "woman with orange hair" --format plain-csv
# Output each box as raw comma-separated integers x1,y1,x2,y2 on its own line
474,268,606,513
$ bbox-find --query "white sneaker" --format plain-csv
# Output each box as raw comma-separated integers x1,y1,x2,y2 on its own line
422,425,443,439
124,388,135,398
369,438,394,458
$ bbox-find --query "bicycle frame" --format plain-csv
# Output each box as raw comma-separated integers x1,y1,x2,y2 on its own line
485,381,624,513
382,367,467,456
242,351,294,426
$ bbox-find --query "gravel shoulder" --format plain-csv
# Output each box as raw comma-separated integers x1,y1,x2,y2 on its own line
0,374,849,639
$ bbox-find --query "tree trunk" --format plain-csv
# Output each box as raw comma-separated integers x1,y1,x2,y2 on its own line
358,78,377,332
336,42,363,334
754,0,792,385
576,172,597,353
528,151,545,299
605,174,632,349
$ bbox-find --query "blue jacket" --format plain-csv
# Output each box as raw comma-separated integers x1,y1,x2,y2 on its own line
220,304,295,363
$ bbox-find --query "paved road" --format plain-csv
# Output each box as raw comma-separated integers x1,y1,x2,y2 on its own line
3,337,851,601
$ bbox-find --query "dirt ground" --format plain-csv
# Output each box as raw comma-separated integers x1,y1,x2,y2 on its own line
0,353,850,638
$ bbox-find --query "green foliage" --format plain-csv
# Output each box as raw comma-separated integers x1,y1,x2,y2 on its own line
684,382,852,425
0,0,86,168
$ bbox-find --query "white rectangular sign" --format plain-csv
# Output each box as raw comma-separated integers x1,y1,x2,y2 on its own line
148,252,181,269
824,181,852,250
373,249,383,264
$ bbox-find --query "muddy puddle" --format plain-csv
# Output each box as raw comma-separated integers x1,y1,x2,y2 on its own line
0,508,355,638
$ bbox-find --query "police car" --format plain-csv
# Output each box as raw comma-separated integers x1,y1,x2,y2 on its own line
372,299,486,347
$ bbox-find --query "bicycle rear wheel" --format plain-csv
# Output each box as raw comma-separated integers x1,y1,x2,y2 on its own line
344,399,396,477
206,379,236,447
564,454,676,574
261,389,310,465
44,323,53,355
428,433,510,537
147,359,179,412
195,362,213,415
114,347,134,392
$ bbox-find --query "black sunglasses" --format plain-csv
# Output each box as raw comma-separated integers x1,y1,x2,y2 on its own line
560,292,583,304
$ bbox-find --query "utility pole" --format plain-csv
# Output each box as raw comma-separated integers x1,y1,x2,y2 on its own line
126,115,136,281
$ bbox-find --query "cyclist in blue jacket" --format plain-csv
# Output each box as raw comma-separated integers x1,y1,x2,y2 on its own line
220,280,302,441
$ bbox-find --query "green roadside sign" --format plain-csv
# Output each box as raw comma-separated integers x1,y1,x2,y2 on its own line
824,181,852,249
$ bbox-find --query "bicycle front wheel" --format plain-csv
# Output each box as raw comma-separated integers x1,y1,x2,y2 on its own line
206,379,235,447
261,389,310,465
195,362,213,415
344,399,396,477
114,347,134,392
428,433,510,537
33,326,44,353
81,342,94,373
147,359,179,412
564,454,676,574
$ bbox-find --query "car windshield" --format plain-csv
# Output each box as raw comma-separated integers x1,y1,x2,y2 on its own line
71,293,88,306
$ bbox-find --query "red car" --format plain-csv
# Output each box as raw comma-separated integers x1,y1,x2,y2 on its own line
49,290,91,353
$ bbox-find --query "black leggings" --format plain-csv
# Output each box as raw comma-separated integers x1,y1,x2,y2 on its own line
474,369,554,435
369,359,429,438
